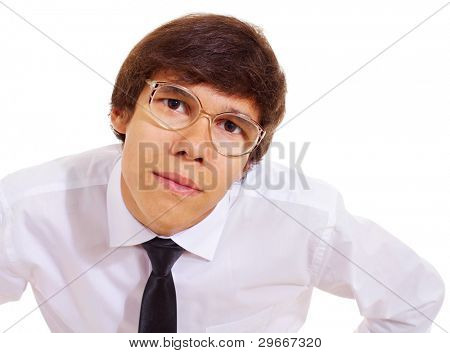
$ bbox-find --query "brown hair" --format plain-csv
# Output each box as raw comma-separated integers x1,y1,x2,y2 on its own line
109,12,287,179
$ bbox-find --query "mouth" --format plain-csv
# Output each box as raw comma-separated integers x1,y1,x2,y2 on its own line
152,171,202,195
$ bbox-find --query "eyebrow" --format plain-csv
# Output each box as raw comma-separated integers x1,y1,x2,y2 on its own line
163,85,193,99
222,106,253,118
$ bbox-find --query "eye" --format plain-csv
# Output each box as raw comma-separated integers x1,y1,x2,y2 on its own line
162,98,189,114
217,119,243,134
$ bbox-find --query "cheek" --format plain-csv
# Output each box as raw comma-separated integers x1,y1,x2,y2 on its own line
127,118,173,144
120,147,139,191
210,156,248,189
124,121,174,164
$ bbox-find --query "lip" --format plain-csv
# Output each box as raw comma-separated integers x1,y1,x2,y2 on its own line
153,171,202,195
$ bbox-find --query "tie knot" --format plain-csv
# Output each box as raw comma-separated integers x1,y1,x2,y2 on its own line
141,237,184,277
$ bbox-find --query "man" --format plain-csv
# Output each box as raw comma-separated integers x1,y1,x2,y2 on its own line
0,13,445,333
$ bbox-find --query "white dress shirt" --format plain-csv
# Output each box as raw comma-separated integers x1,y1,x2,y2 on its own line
0,143,445,332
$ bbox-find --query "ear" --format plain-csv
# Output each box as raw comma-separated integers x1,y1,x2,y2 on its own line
110,106,131,135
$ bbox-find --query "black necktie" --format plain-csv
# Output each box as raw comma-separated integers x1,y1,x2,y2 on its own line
138,237,185,333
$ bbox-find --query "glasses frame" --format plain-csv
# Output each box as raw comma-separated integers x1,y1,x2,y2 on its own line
144,79,267,157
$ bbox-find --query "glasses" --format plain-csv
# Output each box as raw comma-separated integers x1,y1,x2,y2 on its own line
144,80,266,157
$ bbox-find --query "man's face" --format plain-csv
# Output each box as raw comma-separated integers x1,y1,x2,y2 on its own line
110,71,260,236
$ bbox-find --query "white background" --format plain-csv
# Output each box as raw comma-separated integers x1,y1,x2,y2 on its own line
0,0,448,336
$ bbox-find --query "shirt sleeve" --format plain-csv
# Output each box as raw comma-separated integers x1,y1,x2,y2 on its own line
0,181,28,305
312,190,446,332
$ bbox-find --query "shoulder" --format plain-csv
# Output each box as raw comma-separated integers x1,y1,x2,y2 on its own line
241,158,341,216
0,143,122,208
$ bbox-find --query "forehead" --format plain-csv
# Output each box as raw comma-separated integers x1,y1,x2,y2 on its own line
149,70,260,122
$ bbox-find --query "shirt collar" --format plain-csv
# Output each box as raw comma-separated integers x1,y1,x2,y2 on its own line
106,154,239,261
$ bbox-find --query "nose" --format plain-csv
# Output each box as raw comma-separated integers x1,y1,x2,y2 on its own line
170,115,214,162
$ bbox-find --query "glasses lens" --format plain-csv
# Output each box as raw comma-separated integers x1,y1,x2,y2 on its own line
212,114,260,156
149,85,200,129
